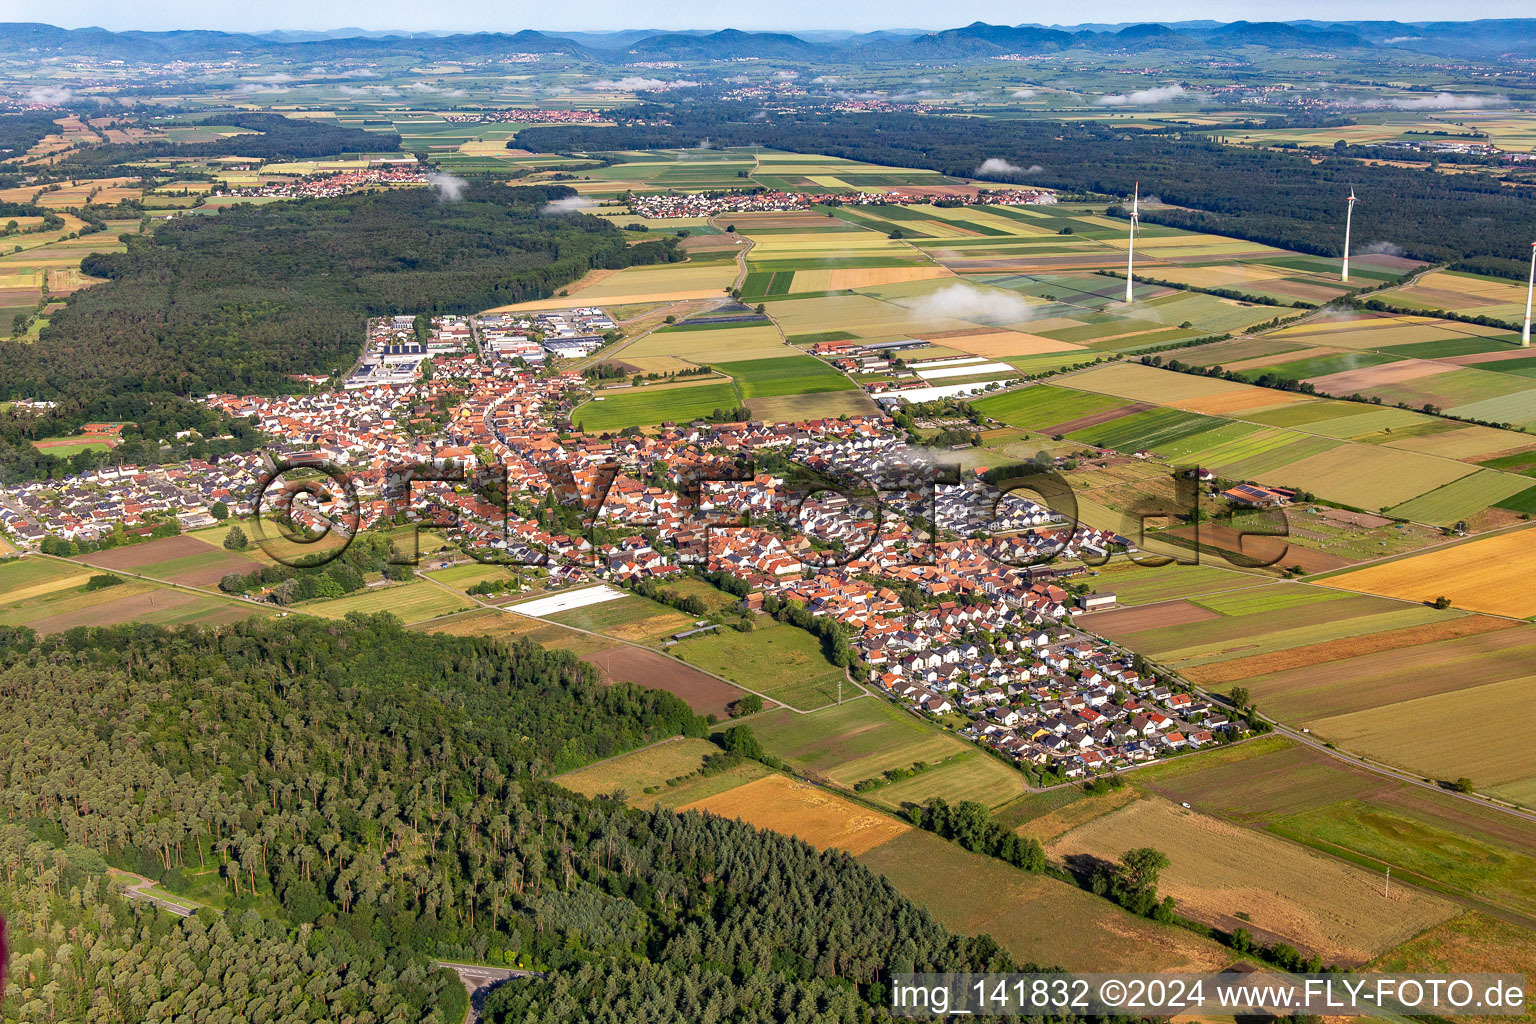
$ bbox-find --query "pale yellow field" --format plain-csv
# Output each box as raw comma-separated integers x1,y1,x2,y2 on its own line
1260,443,1474,511
765,293,979,337
1176,390,1315,415
790,265,952,291
623,323,790,362
679,773,911,855
1308,675,1536,802
494,262,736,310
1386,425,1536,460
1046,795,1457,963
1061,361,1254,402
937,330,1084,358
1317,528,1536,617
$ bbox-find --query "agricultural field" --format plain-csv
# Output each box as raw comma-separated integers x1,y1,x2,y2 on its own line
1376,912,1536,1020
1044,793,1456,962
544,592,697,644
1378,268,1536,322
74,534,263,586
860,829,1232,971
582,645,748,718
678,773,911,855
749,697,1030,809
298,580,471,623
1021,362,1535,522
495,260,736,310
574,380,743,432
0,556,263,633
1316,527,1536,617
1138,740,1536,923
670,620,847,711
415,607,617,659
554,737,725,800
1083,572,1536,797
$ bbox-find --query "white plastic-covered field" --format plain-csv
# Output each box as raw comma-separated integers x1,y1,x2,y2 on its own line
512,585,627,618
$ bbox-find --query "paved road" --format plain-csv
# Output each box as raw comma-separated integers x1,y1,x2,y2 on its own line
111,869,198,918
433,962,539,1024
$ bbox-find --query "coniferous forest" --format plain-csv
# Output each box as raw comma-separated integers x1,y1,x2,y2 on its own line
0,615,1045,1023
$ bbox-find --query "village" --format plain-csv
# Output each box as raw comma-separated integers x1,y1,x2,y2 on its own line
628,185,1058,219
0,312,1245,785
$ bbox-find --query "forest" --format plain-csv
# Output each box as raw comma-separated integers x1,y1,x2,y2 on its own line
521,104,1536,278
55,112,399,171
0,110,66,165
0,183,682,406
0,614,1061,1023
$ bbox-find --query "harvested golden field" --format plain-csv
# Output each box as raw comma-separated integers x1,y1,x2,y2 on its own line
678,773,910,855
1184,614,1518,685
1046,796,1458,963
555,737,723,800
789,265,951,291
1317,528,1536,617
1307,675,1536,802
1375,912,1536,1023
862,829,1232,972
1063,362,1255,402
940,330,1083,358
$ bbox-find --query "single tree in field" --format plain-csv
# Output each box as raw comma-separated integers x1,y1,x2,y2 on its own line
223,524,249,551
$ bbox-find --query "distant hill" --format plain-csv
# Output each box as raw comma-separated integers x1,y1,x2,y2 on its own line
3,18,1536,62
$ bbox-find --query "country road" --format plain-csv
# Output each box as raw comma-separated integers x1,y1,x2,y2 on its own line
433,961,540,1024
110,869,199,918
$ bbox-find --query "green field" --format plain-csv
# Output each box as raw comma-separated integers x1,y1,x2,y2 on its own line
716,354,853,398
671,621,846,710
574,381,742,432
972,385,1127,431
299,580,471,623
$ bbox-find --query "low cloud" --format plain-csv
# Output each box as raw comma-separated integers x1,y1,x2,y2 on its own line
1361,241,1406,257
541,195,596,215
909,284,1037,324
405,83,467,97
1098,84,1191,106
235,84,287,95
975,157,1043,178
1338,92,1505,110
1381,35,1421,44
1012,88,1037,99
811,75,841,85
427,171,468,202
26,85,73,104
585,76,699,91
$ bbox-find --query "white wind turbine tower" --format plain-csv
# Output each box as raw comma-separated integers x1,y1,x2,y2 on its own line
1125,182,1140,304
1523,240,1535,348
1341,187,1357,283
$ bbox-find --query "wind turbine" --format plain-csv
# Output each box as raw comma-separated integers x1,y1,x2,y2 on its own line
1125,182,1139,304
1523,240,1535,348
1342,188,1357,283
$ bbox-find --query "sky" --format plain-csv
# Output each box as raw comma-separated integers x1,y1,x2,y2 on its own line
3,0,1534,32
